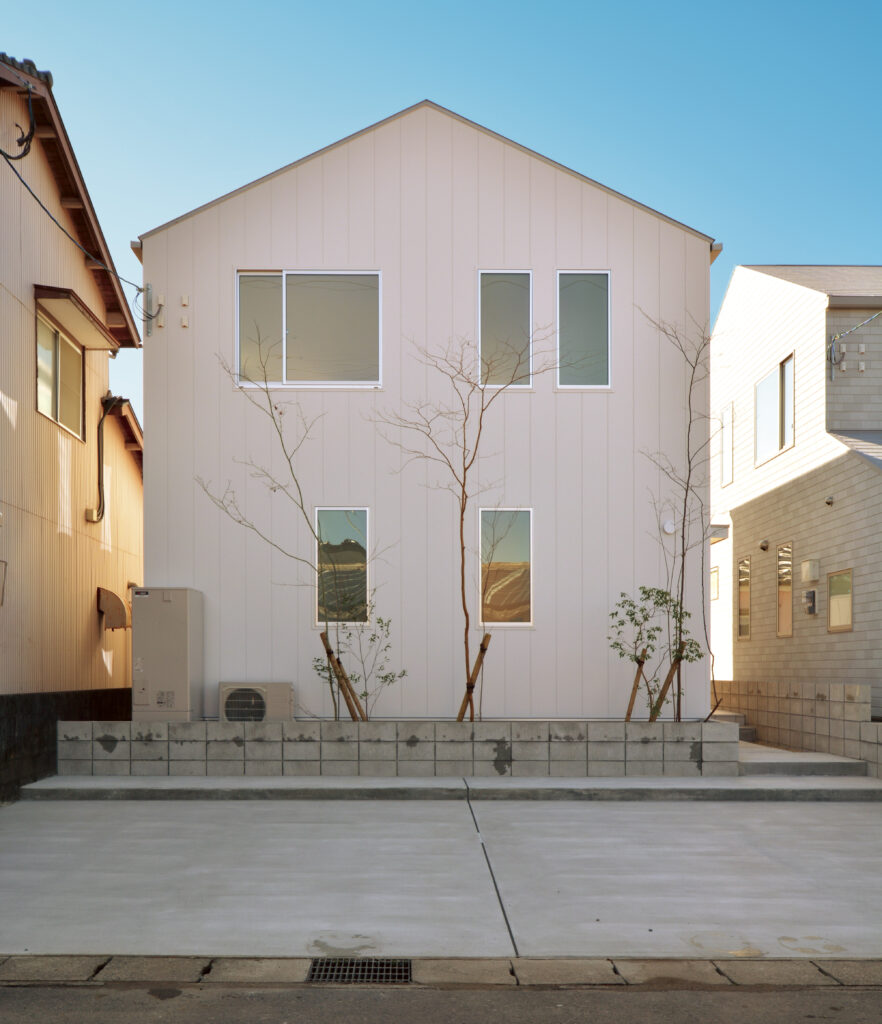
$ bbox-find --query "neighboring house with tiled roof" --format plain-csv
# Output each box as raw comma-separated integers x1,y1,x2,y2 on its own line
0,54,143,795
136,100,719,723
709,266,882,725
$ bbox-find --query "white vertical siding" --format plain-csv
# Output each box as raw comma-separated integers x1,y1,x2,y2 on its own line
141,104,711,718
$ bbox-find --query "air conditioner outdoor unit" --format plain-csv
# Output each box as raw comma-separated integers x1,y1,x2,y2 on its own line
218,682,294,723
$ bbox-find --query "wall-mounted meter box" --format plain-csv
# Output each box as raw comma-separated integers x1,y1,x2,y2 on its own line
132,588,203,721
801,589,817,615
801,560,820,584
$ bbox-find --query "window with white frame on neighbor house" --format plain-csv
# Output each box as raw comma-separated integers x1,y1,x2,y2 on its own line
479,272,531,386
36,315,83,438
557,272,610,387
827,569,853,633
238,272,380,385
480,509,532,625
754,354,793,465
737,556,750,639
315,508,368,623
777,543,793,637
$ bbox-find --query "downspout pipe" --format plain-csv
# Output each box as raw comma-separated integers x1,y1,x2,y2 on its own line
85,392,123,523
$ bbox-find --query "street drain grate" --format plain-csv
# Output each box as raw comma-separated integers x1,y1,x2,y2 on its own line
307,957,412,984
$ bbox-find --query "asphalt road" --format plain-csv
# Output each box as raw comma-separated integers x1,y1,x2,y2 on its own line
1,985,879,1024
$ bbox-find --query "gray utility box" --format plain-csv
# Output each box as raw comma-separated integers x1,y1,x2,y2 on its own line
132,588,203,722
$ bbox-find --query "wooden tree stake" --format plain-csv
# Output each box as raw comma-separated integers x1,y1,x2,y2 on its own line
625,648,647,722
649,641,686,722
457,633,492,722
320,631,367,722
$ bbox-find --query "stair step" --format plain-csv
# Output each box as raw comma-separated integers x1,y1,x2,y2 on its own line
738,742,868,777
711,711,746,726
740,726,757,742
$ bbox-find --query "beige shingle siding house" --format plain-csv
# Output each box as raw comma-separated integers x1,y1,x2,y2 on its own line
710,266,882,718
139,100,717,720
0,55,143,793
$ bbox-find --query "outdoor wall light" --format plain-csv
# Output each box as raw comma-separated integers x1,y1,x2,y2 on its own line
759,539,770,551
825,496,834,506
662,520,676,535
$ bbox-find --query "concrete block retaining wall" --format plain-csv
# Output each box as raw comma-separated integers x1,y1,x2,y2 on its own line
717,680,882,777
57,720,739,778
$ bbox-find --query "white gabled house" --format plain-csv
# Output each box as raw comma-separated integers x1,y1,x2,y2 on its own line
136,100,717,721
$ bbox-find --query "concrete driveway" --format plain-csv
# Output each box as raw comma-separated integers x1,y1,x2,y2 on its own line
0,798,879,959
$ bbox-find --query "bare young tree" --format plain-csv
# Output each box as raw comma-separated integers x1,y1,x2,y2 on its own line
641,315,718,718
377,333,552,720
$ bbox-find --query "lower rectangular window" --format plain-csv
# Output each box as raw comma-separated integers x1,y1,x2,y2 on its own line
316,508,368,623
480,509,532,624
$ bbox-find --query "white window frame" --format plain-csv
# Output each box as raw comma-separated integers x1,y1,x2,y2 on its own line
709,566,719,601
237,270,382,389
478,507,534,627
754,354,794,466
36,313,84,440
477,270,533,388
555,269,611,390
314,506,370,626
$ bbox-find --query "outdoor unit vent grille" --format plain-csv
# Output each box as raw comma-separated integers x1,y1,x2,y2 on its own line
219,682,293,722
307,958,412,984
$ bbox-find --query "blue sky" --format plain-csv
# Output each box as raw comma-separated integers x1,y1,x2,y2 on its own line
5,0,880,423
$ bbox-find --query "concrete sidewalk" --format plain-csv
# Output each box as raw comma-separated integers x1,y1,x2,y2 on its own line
20,773,882,801
1,797,880,960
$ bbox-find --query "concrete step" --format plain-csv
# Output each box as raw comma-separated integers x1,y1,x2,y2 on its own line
738,741,868,777
19,774,882,802
711,712,755,742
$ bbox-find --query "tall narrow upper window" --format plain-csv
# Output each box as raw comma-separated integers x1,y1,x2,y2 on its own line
777,543,793,637
480,509,532,624
238,272,380,386
557,272,609,387
827,569,853,633
479,272,531,386
720,403,733,486
315,508,368,623
36,316,83,438
710,566,719,601
755,355,794,464
737,557,750,639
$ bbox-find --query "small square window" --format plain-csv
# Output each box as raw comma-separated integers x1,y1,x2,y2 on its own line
36,315,83,437
709,566,719,601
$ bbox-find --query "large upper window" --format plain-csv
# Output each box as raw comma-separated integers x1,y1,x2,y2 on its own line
37,316,83,437
480,508,532,625
479,272,531,386
557,272,609,387
238,272,380,386
316,508,368,623
755,354,793,465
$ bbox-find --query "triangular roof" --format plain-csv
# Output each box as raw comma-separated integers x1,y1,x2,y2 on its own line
140,100,715,245
746,265,882,299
